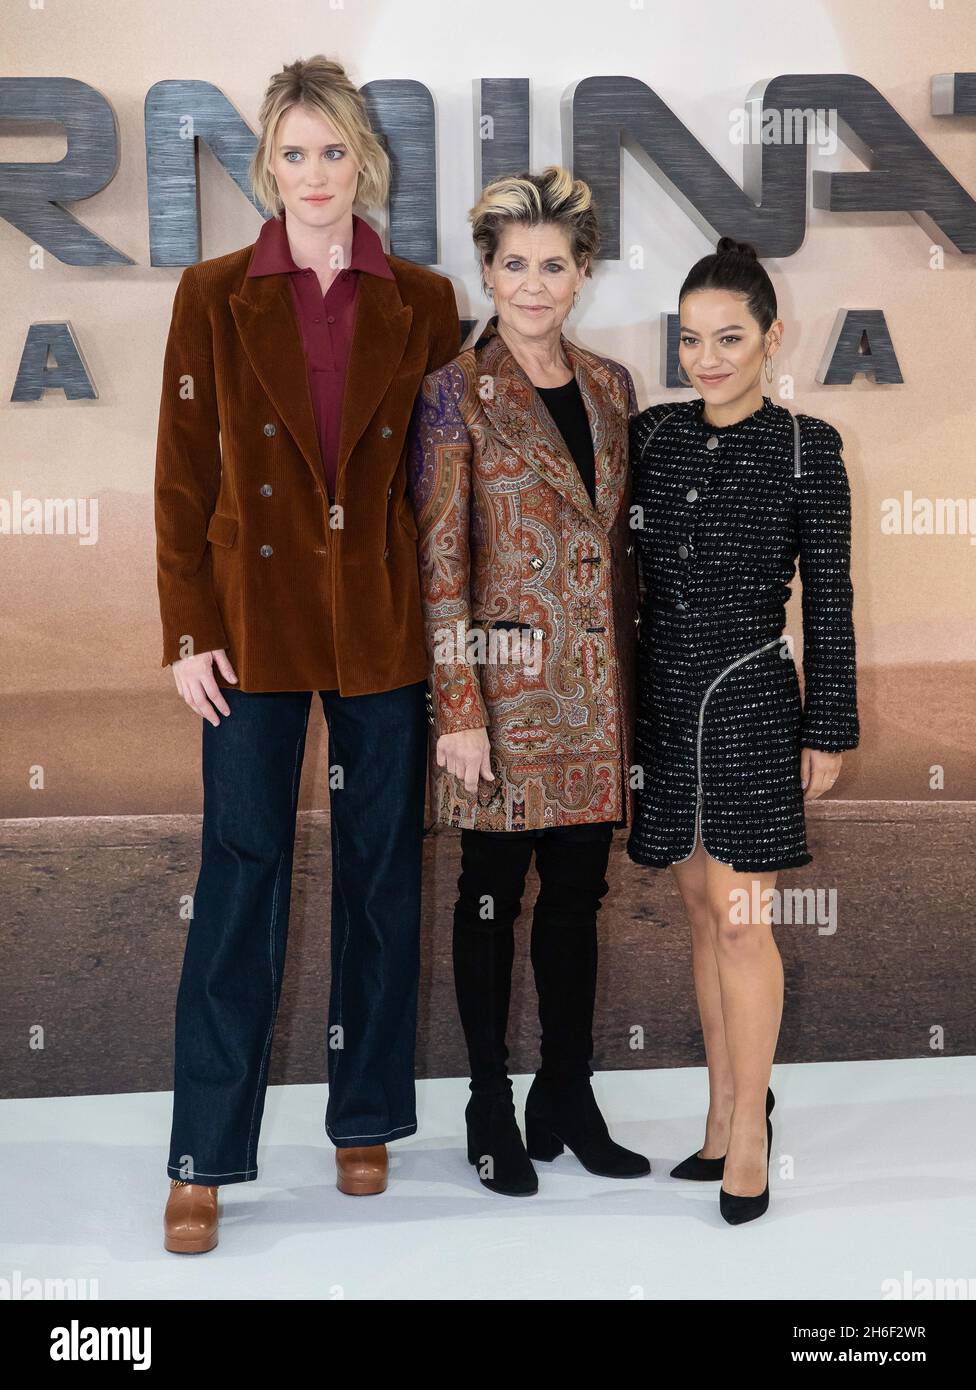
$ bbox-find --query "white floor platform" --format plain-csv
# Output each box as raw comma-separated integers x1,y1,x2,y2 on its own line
2,1056,973,1301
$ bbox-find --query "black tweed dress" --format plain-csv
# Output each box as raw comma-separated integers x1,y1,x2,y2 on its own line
626,394,859,873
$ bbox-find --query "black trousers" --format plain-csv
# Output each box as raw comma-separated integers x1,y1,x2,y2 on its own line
452,822,615,1094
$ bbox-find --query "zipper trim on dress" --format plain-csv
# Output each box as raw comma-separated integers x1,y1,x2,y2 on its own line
637,410,678,467
669,635,785,864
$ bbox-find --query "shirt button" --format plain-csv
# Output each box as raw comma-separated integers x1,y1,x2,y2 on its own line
263,423,276,436
260,544,273,558
686,487,698,502
381,426,393,438
260,483,273,496
678,544,689,559
327,315,335,323
706,435,719,450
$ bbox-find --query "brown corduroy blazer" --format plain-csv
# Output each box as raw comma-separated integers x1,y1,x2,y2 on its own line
153,233,461,693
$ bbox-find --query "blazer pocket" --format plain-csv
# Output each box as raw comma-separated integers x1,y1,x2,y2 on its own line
206,512,239,548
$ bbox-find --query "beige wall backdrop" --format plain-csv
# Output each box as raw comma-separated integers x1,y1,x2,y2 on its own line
2,0,975,815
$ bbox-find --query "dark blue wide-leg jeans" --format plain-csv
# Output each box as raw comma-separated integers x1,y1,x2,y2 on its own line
166,679,427,1186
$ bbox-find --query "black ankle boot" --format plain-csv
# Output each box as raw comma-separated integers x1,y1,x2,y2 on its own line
465,1088,538,1196
671,1086,775,1182
524,1073,651,1178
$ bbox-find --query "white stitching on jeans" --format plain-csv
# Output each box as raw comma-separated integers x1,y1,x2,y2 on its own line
243,703,309,1174
326,1121,416,1142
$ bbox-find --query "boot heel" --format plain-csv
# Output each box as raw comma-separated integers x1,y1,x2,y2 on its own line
525,1116,564,1161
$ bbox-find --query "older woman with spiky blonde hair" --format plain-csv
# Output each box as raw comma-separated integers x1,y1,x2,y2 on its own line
408,166,650,1196
157,54,461,1252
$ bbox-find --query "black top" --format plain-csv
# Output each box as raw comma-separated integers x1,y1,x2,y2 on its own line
535,377,596,506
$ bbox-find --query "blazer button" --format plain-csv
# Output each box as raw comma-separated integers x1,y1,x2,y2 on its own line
530,557,544,570
263,423,276,437
260,544,273,557
260,483,273,496
380,426,393,438
678,544,689,559
686,487,698,502
706,435,718,449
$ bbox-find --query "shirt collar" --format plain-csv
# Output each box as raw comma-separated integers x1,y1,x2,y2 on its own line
246,210,395,280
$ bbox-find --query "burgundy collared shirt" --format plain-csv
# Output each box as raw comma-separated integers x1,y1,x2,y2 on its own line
245,210,395,499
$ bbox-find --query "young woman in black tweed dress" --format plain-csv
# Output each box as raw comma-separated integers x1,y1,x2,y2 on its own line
627,238,859,1224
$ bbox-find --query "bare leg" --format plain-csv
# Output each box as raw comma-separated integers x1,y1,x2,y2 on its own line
671,840,735,1159
703,854,782,1197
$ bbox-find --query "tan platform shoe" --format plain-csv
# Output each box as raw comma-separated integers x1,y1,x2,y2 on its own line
335,1144,388,1195
164,1178,219,1253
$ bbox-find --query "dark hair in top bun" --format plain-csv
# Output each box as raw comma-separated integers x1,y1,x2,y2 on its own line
678,236,777,334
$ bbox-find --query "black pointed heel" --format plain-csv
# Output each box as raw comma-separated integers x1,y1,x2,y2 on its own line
673,1086,774,1183
719,1097,774,1225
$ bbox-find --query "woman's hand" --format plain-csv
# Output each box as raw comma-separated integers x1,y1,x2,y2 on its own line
437,727,494,794
800,747,842,800
172,649,238,726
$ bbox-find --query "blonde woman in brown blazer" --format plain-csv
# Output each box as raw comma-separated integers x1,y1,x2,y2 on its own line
155,55,459,1252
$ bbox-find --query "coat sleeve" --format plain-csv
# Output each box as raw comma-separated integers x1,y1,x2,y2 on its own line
406,363,490,736
795,420,860,751
153,266,229,666
426,276,463,373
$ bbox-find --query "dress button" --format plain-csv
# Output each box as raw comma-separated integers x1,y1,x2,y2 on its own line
686,487,698,502
260,544,273,558
263,423,276,436
260,483,273,496
706,435,719,449
678,544,689,559
380,426,393,438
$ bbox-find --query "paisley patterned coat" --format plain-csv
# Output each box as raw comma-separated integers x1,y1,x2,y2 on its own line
406,316,639,832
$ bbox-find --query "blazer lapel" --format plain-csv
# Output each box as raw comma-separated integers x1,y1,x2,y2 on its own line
230,271,326,493
335,273,413,495
476,320,625,532
230,259,413,501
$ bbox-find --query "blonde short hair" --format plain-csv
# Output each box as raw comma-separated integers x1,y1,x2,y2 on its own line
249,54,390,217
468,166,600,295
